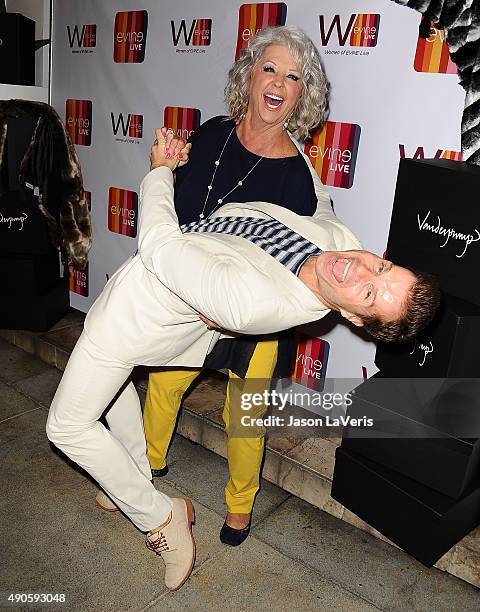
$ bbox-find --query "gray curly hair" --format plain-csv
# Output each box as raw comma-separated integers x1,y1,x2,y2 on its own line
224,26,328,140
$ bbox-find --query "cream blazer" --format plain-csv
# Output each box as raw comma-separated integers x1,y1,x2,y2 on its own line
84,163,361,367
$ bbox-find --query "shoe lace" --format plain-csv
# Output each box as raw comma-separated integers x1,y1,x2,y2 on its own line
146,531,170,553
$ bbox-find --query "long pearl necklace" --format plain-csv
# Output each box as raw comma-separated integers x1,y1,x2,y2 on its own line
198,126,264,220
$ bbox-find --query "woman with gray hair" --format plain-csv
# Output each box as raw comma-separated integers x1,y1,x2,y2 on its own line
225,25,328,139
138,25,330,545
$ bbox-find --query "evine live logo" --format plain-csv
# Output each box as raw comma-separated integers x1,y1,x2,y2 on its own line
305,121,361,189
114,10,148,63
294,335,330,392
171,19,212,53
319,13,380,57
65,99,92,146
414,17,457,74
67,24,96,53
108,188,138,238
235,3,287,60
163,107,201,141
69,263,88,297
111,112,144,143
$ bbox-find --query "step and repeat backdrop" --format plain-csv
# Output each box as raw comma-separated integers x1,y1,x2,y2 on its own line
51,0,464,379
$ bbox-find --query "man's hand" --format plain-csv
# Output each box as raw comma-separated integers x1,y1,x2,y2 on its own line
150,127,192,171
198,313,223,331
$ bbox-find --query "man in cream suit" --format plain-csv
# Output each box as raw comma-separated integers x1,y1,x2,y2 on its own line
47,130,439,591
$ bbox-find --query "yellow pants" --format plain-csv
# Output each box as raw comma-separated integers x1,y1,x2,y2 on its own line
143,338,278,513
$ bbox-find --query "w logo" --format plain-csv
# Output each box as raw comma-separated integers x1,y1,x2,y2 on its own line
399,144,462,161
67,24,96,48
171,19,212,46
110,113,143,139
319,14,380,47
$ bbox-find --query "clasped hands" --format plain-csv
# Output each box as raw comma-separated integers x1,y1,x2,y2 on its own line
150,127,192,171
150,127,222,331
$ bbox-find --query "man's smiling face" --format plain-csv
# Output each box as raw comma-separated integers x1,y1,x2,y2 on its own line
314,250,416,326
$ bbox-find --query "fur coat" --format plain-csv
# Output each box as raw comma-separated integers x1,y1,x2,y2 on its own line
0,99,92,269
391,1,480,164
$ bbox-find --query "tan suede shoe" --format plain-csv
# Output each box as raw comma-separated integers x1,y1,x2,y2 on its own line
95,489,119,512
145,497,196,591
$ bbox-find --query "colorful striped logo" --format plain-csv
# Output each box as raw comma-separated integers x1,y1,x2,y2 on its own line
235,3,287,60
320,14,380,47
84,190,91,212
108,188,138,238
171,19,212,46
350,14,380,47
128,114,143,138
414,18,457,73
163,107,201,141
294,335,330,392
69,263,89,297
67,24,96,48
83,25,96,47
65,99,92,146
114,10,148,63
305,121,361,189
440,150,462,160
192,19,211,46
399,144,462,161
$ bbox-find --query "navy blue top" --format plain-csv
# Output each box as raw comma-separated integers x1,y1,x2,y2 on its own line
174,116,317,225
173,116,318,378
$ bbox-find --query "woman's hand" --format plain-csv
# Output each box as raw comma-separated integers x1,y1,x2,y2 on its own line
150,127,192,171
177,139,192,167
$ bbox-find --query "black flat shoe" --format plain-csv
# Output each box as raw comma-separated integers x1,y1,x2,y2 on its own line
151,465,169,478
220,520,251,546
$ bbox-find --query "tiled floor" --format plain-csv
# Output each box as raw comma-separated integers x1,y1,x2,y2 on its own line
1,311,479,590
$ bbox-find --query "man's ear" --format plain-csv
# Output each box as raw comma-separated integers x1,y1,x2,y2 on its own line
339,309,364,327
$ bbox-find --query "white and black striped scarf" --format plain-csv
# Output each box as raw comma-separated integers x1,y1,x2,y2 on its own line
182,216,322,276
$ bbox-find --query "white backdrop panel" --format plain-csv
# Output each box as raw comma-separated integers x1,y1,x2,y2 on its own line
51,0,463,378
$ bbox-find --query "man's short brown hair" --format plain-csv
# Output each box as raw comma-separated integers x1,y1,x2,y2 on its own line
362,270,440,343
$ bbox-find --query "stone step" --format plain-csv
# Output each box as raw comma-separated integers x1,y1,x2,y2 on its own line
1,313,479,589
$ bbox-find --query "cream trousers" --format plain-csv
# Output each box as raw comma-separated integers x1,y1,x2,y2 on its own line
46,331,172,532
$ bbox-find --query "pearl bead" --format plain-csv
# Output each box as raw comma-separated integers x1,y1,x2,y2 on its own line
218,198,223,204
215,160,220,166
199,213,204,219
207,185,212,190
238,180,243,186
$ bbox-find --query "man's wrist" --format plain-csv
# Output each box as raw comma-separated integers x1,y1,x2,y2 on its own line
150,163,175,172
149,165,173,175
